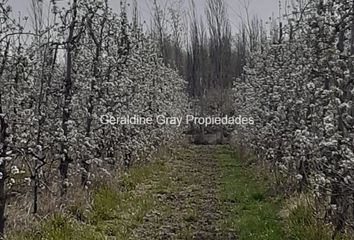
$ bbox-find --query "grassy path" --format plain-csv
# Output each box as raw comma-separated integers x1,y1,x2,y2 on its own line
127,145,284,239
10,145,285,240
131,145,225,239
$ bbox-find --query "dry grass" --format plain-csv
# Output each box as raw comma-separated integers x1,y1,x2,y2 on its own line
5,141,182,238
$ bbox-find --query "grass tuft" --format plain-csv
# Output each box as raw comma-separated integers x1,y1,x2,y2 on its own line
90,185,120,222
284,195,352,240
7,213,105,240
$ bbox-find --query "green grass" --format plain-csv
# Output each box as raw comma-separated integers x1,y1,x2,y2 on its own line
216,146,353,240
217,147,285,240
8,213,105,240
7,151,205,240
8,161,167,240
9,145,348,240
284,199,352,240
79,163,169,238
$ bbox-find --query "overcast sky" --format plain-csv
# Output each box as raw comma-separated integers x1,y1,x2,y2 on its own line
8,0,286,32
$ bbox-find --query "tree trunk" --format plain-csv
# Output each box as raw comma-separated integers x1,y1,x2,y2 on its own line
0,106,8,237
60,0,77,195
